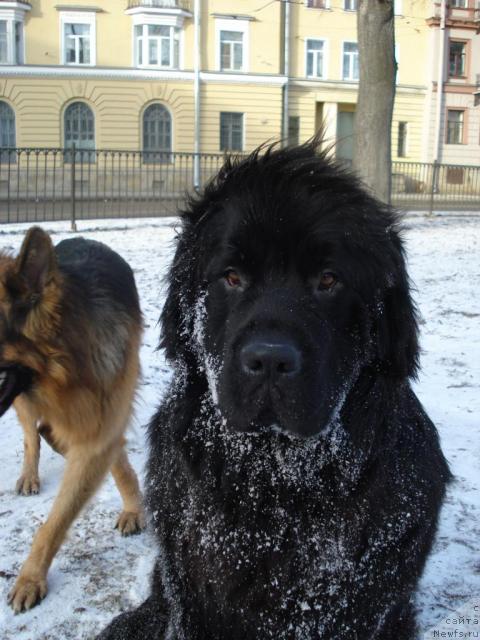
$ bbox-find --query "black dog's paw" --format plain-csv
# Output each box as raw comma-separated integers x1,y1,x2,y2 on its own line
96,597,168,640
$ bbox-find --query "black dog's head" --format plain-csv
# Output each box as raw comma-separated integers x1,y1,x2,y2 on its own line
162,142,418,438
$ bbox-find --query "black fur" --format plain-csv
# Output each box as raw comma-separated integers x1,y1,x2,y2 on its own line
55,237,141,321
0,364,33,417
99,142,450,640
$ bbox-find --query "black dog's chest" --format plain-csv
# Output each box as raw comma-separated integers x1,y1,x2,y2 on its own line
170,493,358,638
156,426,374,639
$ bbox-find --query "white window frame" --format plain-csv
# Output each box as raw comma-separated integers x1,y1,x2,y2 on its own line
342,41,358,81
60,11,96,67
134,24,180,69
394,0,402,15
305,38,328,79
0,6,28,65
215,18,249,73
131,13,184,70
343,0,357,10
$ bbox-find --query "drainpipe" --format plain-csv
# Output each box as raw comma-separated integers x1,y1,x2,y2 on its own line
281,0,290,145
433,0,446,163
193,0,200,190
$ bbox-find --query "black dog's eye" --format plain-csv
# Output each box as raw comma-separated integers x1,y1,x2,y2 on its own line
317,270,338,291
224,269,243,289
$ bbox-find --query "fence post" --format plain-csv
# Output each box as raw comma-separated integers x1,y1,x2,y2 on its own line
428,160,439,217
70,143,77,231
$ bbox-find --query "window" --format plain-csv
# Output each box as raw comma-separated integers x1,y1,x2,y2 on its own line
306,0,329,8
344,0,357,10
64,102,95,161
64,24,91,64
288,116,300,146
220,112,243,151
451,0,467,7
336,110,355,162
342,42,358,80
220,31,243,71
134,24,180,69
449,41,467,78
306,39,326,78
216,18,249,72
0,101,15,162
397,122,407,157
143,103,172,163
0,19,24,65
446,110,464,145
61,13,96,66
0,21,6,63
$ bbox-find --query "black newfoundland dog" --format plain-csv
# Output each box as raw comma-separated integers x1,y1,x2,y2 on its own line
99,142,450,640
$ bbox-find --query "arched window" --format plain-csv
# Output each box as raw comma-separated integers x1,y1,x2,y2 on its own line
64,101,95,162
0,101,15,162
143,103,172,163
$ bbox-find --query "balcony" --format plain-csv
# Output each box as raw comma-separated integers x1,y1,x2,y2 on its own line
428,2,480,30
127,0,191,11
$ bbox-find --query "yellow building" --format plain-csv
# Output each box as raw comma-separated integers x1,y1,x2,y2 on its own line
0,0,467,164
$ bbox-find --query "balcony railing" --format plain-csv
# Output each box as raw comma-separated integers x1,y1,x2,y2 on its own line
127,0,192,11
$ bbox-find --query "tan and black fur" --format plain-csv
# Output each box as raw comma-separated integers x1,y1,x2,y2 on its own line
0,227,144,613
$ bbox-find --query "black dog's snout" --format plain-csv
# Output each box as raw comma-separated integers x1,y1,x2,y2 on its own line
240,340,301,378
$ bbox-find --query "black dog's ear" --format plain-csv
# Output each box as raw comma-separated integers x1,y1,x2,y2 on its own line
375,234,419,379
159,228,198,363
15,227,56,295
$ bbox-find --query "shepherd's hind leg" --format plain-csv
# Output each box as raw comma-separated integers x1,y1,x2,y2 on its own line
111,444,145,536
8,439,121,612
14,399,41,496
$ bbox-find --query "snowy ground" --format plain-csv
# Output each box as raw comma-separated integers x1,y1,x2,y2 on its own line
0,214,478,640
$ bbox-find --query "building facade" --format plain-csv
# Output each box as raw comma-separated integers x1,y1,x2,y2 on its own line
0,0,479,164
426,0,480,165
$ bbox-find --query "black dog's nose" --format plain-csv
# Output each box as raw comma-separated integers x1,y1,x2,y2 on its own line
240,340,301,377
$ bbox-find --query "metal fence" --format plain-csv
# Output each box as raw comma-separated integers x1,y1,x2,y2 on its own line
1,148,479,225
0,148,225,225
391,160,480,212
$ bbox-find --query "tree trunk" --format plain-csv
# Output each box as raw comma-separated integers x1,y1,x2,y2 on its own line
353,0,396,203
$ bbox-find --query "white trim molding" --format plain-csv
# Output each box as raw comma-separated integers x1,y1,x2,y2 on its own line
125,7,191,21
0,2,31,10
129,9,189,29
201,71,287,86
290,77,427,95
0,64,193,80
0,64,288,86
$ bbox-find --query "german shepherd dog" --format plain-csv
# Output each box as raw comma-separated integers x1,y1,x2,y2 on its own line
0,227,145,613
